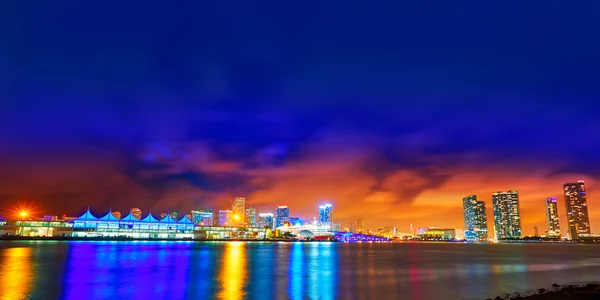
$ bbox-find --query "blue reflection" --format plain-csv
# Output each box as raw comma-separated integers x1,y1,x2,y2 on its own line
248,243,274,300
288,242,304,299
306,243,337,300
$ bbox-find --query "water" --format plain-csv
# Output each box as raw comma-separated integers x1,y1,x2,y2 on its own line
1,241,600,300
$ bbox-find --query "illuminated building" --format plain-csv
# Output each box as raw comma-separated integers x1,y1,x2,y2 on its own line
492,190,522,239
170,211,178,221
357,219,364,233
534,226,539,237
462,195,489,241
563,181,591,239
131,208,142,220
245,208,257,227
417,227,458,240
190,210,214,226
258,213,274,228
232,197,246,226
160,212,168,220
71,208,195,239
382,226,396,238
545,197,560,237
112,211,121,219
318,204,333,225
275,206,290,228
289,217,303,226
218,210,233,226
349,222,355,233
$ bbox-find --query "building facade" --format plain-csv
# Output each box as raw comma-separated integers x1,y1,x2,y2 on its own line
258,213,274,228
218,210,233,226
357,219,364,233
545,197,560,237
190,210,214,226
319,204,333,225
131,208,142,220
492,190,522,239
275,206,290,228
563,181,591,239
245,208,257,227
232,197,246,226
462,195,489,241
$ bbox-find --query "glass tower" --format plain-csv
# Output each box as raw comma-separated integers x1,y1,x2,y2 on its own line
232,197,246,226
462,195,488,241
545,197,560,237
275,206,290,228
319,204,333,225
492,190,522,239
563,181,591,239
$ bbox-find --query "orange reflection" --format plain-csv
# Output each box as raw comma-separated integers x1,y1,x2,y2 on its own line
0,247,34,300
217,242,247,299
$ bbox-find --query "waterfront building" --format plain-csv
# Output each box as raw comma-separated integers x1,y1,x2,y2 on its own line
319,204,333,225
382,226,396,238
492,190,522,239
170,211,178,221
275,206,290,228
160,212,167,220
349,222,355,233
545,197,560,237
218,210,233,226
357,219,364,233
112,211,121,219
462,195,489,241
563,181,591,239
258,213,274,228
71,208,195,239
245,208,257,227
131,208,142,220
190,210,214,226
417,227,458,240
232,197,246,226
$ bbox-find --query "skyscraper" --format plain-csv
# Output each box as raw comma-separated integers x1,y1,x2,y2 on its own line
232,197,246,226
563,181,591,239
245,208,257,227
131,208,142,220
462,195,489,241
319,204,333,225
492,190,522,239
545,197,560,237
357,219,364,233
275,206,290,228
190,210,214,226
218,210,233,226
258,213,274,228
349,222,356,233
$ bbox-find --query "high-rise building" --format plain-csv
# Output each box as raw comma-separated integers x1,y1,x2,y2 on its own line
492,190,522,239
258,213,274,228
349,222,356,233
170,211,178,221
112,211,121,219
218,210,233,226
319,204,333,225
232,197,246,226
534,226,539,237
131,208,142,220
275,206,290,228
357,219,364,233
462,195,489,241
245,208,257,227
191,210,214,226
563,181,591,239
545,197,560,237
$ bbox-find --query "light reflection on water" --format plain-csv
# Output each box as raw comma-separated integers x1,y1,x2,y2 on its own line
1,242,600,299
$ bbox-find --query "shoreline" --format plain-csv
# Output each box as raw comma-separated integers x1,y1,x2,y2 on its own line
490,283,600,300
0,236,332,242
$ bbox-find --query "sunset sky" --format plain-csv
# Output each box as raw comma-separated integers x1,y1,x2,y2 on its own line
1,2,599,235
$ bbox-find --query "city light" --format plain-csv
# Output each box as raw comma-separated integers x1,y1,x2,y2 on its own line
19,211,28,218
233,214,240,221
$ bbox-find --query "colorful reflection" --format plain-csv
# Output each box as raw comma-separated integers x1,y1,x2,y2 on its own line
0,247,34,300
288,242,305,299
217,242,247,299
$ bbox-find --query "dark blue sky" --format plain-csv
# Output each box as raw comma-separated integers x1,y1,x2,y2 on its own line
1,1,599,231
